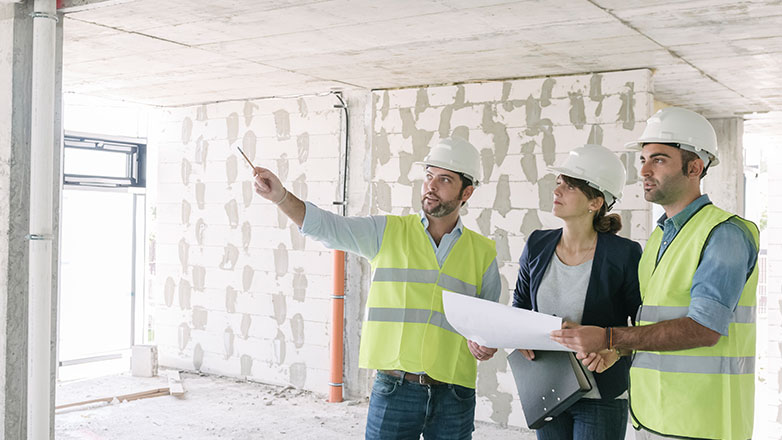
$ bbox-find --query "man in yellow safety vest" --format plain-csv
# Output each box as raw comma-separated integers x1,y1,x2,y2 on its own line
551,107,759,440
253,136,501,440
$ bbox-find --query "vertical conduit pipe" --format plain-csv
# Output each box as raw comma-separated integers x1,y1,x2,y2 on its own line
28,0,57,438
329,92,348,402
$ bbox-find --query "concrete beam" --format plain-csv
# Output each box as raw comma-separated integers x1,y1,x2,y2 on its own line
58,0,135,13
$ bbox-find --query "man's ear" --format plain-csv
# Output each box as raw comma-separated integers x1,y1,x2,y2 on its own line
689,158,705,179
460,185,474,202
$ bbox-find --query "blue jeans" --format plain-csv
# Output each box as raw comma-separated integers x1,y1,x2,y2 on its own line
535,398,628,440
365,371,476,440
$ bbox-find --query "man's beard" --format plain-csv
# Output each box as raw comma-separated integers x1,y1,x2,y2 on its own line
422,193,461,217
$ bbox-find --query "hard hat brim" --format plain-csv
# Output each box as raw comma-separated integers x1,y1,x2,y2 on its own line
415,160,480,187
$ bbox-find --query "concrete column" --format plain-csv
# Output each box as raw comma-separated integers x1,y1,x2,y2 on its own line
765,145,782,431
1,2,34,438
342,88,373,399
703,117,745,215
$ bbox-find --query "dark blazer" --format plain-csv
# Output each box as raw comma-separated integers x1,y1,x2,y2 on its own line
513,228,642,399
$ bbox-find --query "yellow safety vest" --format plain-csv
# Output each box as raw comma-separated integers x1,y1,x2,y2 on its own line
358,214,497,389
630,204,759,440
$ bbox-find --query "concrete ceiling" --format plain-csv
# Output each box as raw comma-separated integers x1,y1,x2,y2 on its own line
62,0,782,123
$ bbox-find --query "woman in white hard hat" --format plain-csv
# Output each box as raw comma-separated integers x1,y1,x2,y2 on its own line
512,144,642,440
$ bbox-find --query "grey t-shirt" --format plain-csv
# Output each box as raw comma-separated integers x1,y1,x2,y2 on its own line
537,253,627,400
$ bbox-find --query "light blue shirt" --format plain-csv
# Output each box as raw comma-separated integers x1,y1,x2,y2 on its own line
655,195,758,336
300,202,501,302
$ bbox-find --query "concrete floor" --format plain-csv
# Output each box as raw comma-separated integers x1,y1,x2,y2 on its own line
55,370,537,439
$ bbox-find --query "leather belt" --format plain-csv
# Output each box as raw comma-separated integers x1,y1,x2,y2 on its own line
379,370,445,386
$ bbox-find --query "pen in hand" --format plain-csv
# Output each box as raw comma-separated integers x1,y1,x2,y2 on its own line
236,146,255,169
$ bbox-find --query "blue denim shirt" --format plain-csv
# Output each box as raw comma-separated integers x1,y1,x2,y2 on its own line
300,202,501,302
655,195,758,335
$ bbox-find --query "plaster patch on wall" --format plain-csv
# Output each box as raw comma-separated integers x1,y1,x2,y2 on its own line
619,210,632,239
181,158,192,186
493,228,511,263
297,132,310,164
290,313,305,348
289,362,307,388
397,151,413,185
224,327,235,359
178,323,191,351
272,293,287,325
181,200,191,225
193,343,204,370
226,155,238,186
540,78,555,107
537,174,556,212
438,105,453,138
415,88,429,117
242,221,252,251
242,265,254,292
619,82,636,130
274,109,291,140
373,180,392,213
273,330,287,365
476,356,513,425
224,199,239,228
399,108,433,162
589,74,604,116
541,124,556,166
520,141,538,182
195,181,205,209
164,277,175,307
501,82,513,111
227,112,239,145
244,101,258,126
289,224,305,251
293,268,307,302
380,90,390,120
493,174,511,217
240,354,253,376
292,174,308,201
480,148,495,184
178,238,189,272
410,179,423,212
192,266,206,291
568,92,586,129
192,306,207,330
195,218,206,246
476,209,492,236
181,117,192,144
225,286,238,313
588,124,604,145
452,125,469,141
297,97,308,117
219,244,239,270
194,136,208,168
274,244,288,279
525,95,541,128
481,104,509,166
196,104,208,121
242,181,253,208
276,153,289,182
373,129,391,171
242,130,257,162
621,152,639,184
241,313,251,339
521,209,543,239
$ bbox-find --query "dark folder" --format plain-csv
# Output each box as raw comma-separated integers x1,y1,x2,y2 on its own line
507,349,593,429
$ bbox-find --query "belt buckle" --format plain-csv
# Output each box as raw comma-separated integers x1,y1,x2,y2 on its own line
418,374,427,385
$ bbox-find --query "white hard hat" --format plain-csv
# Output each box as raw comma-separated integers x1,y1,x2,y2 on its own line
625,107,719,166
549,144,627,208
416,137,482,186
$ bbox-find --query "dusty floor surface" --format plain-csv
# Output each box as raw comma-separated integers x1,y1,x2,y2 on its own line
55,370,537,440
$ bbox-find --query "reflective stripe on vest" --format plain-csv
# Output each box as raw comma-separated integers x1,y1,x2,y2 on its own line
367,307,458,334
633,352,755,375
373,268,478,297
638,304,756,324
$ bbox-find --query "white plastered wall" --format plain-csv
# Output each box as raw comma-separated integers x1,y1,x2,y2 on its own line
149,95,343,393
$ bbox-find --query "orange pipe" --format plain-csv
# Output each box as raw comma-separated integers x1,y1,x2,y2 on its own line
329,250,345,402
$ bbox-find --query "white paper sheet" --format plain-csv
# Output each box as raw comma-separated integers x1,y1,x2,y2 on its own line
442,290,573,351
